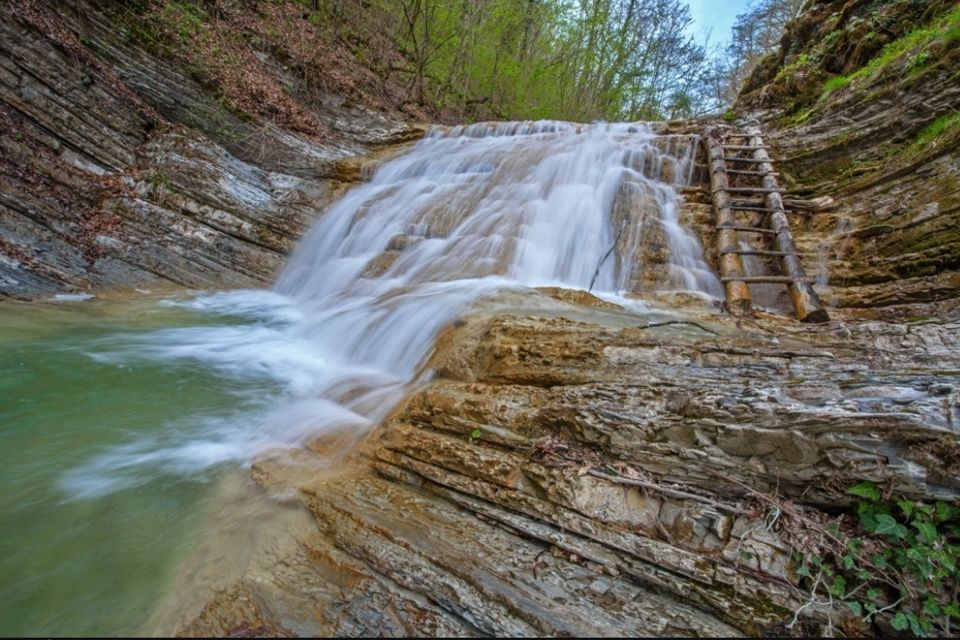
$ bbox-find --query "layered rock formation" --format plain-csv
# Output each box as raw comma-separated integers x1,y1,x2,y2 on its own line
733,0,960,310
167,291,959,637
0,0,420,298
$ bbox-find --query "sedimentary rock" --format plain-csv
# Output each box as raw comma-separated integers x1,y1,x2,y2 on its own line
174,291,960,637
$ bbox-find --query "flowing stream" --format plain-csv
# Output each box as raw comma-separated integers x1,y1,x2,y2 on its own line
0,121,720,635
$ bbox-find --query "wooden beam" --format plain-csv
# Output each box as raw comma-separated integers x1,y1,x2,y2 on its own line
720,249,798,257
715,224,779,234
721,157,774,163
717,187,786,193
721,276,816,283
705,129,752,315
721,144,772,150
725,169,780,176
729,205,812,215
746,127,829,323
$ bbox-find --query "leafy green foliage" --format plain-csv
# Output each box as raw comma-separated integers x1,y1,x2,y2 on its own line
793,482,960,637
379,0,711,121
468,428,482,443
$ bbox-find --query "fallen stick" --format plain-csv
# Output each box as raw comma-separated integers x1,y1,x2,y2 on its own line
587,469,752,515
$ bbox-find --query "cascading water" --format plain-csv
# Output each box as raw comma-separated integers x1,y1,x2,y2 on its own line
65,121,720,494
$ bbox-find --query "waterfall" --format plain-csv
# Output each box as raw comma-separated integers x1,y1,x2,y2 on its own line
274,121,718,376
69,121,720,494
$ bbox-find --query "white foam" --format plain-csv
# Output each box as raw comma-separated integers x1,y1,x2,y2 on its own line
52,293,95,302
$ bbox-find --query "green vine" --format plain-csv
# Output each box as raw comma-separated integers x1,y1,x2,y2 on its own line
794,482,960,636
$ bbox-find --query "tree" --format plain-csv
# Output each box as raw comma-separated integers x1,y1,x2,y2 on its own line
705,0,806,109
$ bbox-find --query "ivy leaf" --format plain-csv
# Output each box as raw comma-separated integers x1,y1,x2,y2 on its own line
945,602,960,617
874,514,908,540
913,521,938,544
897,498,914,517
924,596,942,617
935,501,951,522
842,554,855,570
829,575,846,597
871,554,888,569
848,481,881,501
797,565,811,578
890,612,909,631
907,612,926,637
846,600,863,617
856,568,871,580
866,588,880,600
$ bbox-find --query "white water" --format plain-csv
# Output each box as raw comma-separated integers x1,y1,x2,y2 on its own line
65,121,720,496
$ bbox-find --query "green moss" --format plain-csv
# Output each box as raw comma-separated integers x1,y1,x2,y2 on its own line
772,53,813,85
777,104,814,129
161,1,205,42
915,112,960,146
821,75,850,95
847,7,960,84
822,29,841,44
723,109,737,123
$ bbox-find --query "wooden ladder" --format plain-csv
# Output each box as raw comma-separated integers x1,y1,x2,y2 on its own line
704,126,829,323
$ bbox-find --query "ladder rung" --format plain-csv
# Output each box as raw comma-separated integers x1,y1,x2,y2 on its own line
716,224,779,235
725,170,779,176
721,145,772,150
722,157,773,163
730,205,811,215
721,276,816,284
730,199,776,207
720,249,797,257
717,187,785,193
729,205,777,213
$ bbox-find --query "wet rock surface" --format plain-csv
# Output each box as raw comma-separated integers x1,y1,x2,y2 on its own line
175,292,960,637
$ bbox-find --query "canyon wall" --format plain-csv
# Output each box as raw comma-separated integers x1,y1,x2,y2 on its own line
735,0,959,311
0,0,420,298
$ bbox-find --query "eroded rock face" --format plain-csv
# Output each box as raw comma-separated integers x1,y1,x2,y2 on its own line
175,292,959,637
0,0,421,298
732,0,959,311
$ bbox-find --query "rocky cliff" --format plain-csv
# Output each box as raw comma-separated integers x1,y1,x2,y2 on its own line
0,0,421,298
734,0,960,311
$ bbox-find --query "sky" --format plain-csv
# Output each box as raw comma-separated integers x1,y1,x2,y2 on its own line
686,0,753,48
